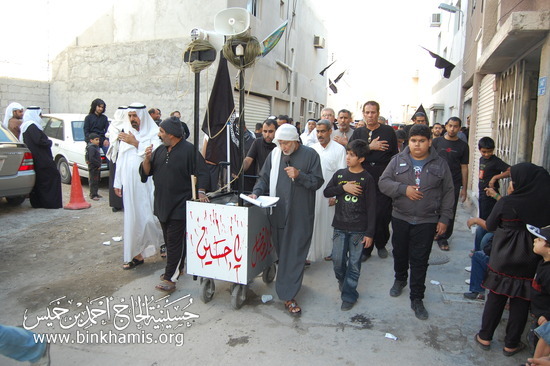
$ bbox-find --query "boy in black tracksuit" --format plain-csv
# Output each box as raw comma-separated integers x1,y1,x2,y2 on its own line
86,132,102,200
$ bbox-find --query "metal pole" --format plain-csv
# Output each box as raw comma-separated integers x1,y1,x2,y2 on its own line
238,58,245,206
194,72,200,152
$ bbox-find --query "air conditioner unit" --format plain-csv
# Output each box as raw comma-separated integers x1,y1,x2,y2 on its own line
430,13,441,27
313,35,325,49
307,101,315,113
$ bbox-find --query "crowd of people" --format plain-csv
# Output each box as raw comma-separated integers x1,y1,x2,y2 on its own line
2,97,550,364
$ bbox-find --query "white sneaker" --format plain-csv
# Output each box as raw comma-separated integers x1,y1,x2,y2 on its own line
465,266,472,272
465,279,470,285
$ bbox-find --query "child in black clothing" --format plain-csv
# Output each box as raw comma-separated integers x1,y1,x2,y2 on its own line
324,139,376,311
86,132,102,200
528,224,550,360
477,137,510,220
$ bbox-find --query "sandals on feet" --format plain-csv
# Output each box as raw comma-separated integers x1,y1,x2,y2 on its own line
123,258,144,270
503,342,526,357
474,333,490,351
285,299,302,316
155,280,176,292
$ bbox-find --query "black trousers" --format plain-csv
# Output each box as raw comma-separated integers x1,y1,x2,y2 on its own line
108,160,123,209
88,166,100,197
363,190,392,256
479,291,530,348
478,193,497,220
439,184,460,241
391,217,436,300
160,219,186,282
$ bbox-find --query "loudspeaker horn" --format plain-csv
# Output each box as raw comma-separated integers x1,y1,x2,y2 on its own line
214,7,250,36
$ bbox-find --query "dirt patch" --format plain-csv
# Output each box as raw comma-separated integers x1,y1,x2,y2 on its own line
0,179,165,322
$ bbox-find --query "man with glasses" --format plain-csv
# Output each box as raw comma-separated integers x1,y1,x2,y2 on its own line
349,101,398,261
321,107,337,129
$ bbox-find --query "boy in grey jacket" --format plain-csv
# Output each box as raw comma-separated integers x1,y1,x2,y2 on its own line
379,124,454,320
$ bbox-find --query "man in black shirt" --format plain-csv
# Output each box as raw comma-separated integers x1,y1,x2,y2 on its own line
349,101,398,260
243,118,277,178
431,117,469,250
140,117,209,293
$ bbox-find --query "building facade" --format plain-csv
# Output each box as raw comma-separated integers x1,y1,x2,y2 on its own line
462,0,549,199
2,0,328,134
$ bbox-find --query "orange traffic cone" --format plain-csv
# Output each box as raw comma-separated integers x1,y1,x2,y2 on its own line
64,163,92,210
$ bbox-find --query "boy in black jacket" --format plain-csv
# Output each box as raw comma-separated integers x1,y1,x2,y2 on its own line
324,139,376,311
379,124,454,320
86,132,102,200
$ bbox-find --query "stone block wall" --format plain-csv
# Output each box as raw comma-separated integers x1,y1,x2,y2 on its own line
50,37,215,140
0,78,50,121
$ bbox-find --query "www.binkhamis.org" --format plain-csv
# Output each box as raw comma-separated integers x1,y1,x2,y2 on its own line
33,330,185,347
22,294,199,332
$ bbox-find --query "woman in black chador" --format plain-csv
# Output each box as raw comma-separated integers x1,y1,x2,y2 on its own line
21,107,62,209
475,163,550,356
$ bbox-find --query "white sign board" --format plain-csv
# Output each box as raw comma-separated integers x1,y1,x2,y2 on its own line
187,202,249,284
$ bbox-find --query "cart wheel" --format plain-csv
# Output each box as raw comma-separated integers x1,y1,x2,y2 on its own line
199,277,215,303
262,263,277,284
231,284,247,310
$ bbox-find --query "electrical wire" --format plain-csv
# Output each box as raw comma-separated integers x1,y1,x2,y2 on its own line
184,39,216,73
222,35,261,69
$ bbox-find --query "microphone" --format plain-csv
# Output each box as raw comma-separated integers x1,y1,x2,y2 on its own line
282,155,294,182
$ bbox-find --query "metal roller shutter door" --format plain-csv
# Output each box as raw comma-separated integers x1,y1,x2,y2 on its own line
472,74,495,200
233,91,271,131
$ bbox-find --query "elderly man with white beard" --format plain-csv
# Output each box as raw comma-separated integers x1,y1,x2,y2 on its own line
249,124,324,316
307,119,346,263
114,103,164,270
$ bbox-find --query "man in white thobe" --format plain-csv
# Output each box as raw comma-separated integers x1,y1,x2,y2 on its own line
114,103,164,268
307,119,346,262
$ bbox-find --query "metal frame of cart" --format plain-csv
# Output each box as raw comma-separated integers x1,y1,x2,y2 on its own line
186,201,277,309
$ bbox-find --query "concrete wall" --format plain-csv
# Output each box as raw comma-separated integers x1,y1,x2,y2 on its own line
0,78,50,121
50,37,207,129
49,0,327,132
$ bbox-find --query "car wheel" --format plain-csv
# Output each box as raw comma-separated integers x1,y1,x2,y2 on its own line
6,196,26,206
57,157,72,184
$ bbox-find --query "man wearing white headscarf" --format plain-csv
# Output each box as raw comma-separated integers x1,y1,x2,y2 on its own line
3,102,24,138
250,124,324,316
21,107,62,208
114,103,164,269
307,119,346,263
106,106,127,212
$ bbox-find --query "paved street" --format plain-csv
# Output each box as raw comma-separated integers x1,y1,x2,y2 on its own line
0,186,530,365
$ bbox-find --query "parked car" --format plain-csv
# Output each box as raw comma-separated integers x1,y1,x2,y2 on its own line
0,124,36,205
41,114,109,184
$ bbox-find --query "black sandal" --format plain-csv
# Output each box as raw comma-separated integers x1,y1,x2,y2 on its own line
123,258,144,270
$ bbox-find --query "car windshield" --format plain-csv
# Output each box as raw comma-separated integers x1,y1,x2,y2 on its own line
0,128,14,142
72,121,86,141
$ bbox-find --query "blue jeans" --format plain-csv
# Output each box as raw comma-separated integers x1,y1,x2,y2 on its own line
474,227,494,252
469,250,489,293
332,229,365,304
0,325,46,363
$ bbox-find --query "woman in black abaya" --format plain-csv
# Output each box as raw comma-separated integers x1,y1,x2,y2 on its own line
475,163,550,356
